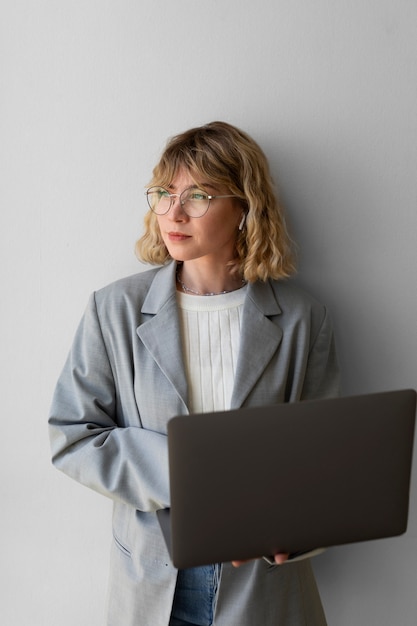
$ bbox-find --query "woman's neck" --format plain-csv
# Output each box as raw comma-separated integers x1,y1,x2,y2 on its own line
176,262,245,296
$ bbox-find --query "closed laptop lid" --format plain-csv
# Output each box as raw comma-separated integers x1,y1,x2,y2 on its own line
160,389,416,569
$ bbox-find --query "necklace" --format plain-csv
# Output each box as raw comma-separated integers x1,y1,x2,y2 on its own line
176,269,246,296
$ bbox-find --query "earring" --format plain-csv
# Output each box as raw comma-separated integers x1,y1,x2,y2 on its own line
238,214,246,231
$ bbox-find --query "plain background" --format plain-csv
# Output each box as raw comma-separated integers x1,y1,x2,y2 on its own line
1,1,416,624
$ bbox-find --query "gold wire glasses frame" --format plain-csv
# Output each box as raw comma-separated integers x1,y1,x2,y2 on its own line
145,186,239,218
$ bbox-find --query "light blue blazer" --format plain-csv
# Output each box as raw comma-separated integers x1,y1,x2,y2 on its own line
49,261,340,626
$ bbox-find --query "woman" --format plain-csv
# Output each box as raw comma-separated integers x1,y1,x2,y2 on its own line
49,121,340,626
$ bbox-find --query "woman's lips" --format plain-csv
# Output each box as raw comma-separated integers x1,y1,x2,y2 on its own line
167,232,191,242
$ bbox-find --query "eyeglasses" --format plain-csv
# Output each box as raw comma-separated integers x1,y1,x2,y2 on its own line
145,186,239,218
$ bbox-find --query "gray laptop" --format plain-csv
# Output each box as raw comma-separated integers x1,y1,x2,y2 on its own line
157,389,416,569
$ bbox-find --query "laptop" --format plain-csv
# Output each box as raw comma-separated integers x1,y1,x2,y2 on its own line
157,389,416,569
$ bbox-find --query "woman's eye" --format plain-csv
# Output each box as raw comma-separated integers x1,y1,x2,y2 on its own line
190,191,208,201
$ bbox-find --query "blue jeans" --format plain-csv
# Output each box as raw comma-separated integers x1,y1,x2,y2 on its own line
169,564,221,626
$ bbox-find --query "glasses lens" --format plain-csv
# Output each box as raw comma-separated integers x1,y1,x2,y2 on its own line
181,188,210,217
146,187,171,214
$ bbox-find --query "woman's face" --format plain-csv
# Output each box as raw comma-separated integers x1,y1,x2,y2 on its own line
156,169,243,265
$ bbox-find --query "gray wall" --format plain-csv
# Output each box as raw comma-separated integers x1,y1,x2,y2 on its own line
1,1,416,624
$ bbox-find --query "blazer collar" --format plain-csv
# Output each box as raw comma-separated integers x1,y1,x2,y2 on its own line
140,262,282,317
140,262,178,314
137,262,284,411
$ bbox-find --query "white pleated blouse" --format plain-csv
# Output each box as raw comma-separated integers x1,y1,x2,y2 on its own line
176,286,247,414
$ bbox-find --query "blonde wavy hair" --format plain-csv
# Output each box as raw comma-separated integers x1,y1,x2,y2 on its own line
135,121,296,282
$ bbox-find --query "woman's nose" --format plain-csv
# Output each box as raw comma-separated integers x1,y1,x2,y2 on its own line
169,195,187,219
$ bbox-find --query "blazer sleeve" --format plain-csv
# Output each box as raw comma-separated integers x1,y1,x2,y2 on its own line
48,293,170,512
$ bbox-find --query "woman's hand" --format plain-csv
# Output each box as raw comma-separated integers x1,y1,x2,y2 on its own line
232,553,290,567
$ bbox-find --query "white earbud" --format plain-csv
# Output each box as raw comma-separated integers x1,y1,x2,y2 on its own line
238,214,246,231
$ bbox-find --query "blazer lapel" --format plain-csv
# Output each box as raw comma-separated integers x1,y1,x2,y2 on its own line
136,265,283,412
230,280,283,409
136,263,189,411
